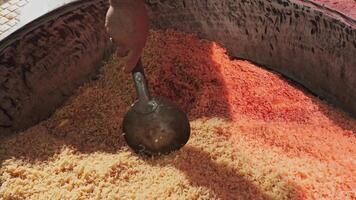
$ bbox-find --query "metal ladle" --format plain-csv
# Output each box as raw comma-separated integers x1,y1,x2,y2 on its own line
122,60,190,156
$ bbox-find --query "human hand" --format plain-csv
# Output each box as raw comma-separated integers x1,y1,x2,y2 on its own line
105,0,149,72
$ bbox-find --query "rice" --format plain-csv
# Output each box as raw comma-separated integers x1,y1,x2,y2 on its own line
0,30,355,200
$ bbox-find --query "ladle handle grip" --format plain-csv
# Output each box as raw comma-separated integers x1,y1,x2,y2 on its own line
132,59,151,102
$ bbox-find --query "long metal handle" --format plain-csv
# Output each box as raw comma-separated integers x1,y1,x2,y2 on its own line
132,59,151,103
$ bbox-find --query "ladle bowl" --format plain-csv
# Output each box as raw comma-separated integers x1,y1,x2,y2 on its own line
122,61,190,156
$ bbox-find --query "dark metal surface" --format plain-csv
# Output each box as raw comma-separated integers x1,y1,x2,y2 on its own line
0,0,103,51
123,61,191,156
0,0,112,136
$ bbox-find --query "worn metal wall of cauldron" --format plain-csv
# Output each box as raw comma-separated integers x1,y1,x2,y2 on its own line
145,0,356,117
0,0,112,136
